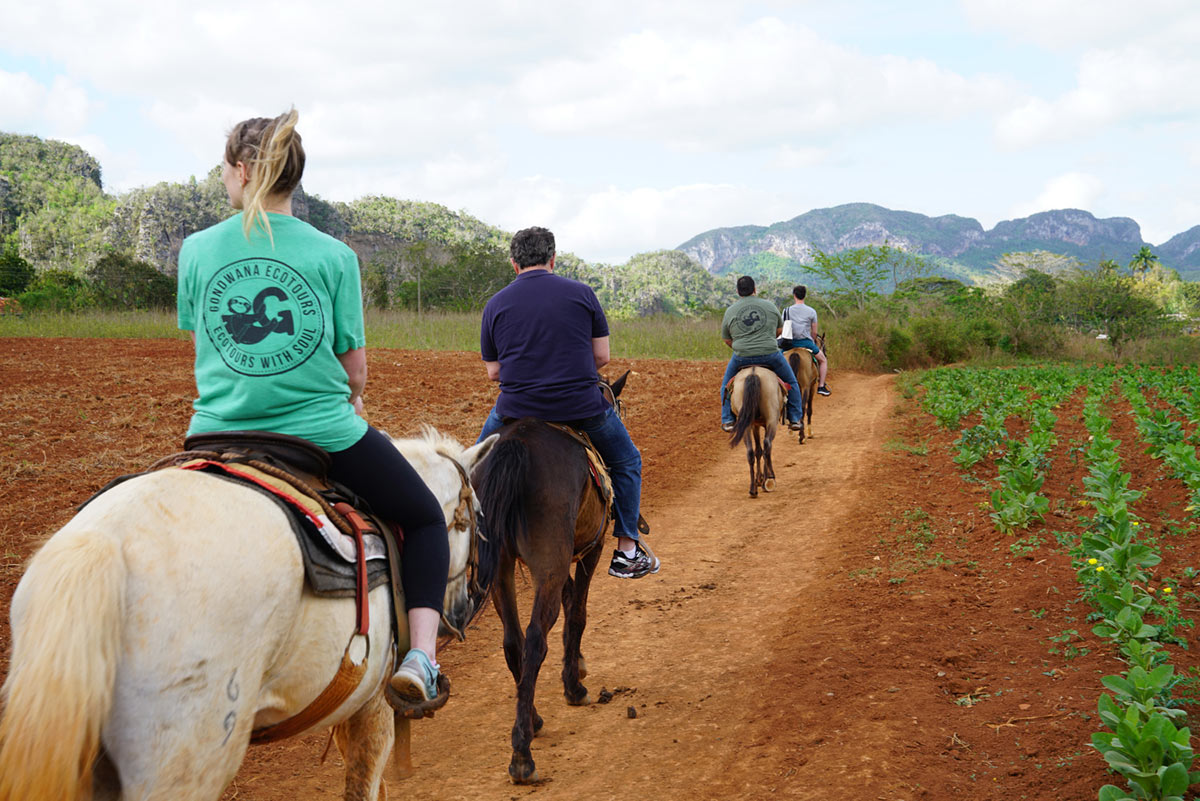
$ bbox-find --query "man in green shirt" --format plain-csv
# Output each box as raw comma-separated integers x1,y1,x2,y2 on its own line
719,276,803,431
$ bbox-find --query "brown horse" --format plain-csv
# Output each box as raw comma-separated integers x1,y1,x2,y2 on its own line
728,365,786,497
470,372,632,784
784,331,825,443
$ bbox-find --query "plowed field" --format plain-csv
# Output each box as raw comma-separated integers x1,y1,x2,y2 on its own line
5,338,1198,800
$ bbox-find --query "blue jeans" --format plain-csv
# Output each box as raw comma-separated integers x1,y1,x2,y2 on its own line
476,405,643,541
778,337,819,354
720,351,802,425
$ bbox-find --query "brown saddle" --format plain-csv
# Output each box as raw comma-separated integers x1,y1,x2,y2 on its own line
183,430,332,481
724,366,790,396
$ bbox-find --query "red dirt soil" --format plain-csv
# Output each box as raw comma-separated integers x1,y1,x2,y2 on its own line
3,338,1198,800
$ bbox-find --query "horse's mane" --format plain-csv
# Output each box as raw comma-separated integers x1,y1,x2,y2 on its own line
388,424,467,463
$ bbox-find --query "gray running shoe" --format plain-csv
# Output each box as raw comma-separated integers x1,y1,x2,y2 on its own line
608,542,661,579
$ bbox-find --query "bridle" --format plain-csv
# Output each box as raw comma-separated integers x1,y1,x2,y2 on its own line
598,376,625,420
437,452,482,640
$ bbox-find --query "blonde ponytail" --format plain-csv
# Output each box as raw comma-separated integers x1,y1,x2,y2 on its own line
225,108,306,245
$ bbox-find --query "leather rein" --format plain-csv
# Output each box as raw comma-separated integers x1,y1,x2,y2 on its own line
438,452,483,640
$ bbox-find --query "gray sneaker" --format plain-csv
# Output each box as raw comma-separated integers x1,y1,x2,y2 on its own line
721,421,735,432
391,648,438,702
608,542,661,579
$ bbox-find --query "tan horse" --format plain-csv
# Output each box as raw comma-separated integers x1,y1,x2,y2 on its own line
728,365,786,498
784,332,824,444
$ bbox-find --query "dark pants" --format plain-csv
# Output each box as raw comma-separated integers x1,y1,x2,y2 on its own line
329,425,449,611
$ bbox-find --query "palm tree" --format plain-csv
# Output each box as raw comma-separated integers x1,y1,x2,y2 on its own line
1129,245,1159,279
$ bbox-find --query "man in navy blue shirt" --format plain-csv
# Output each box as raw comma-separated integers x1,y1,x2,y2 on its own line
476,227,658,579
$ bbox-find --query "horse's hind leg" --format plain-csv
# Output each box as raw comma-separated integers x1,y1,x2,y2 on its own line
332,688,393,801
492,553,544,734
560,546,602,706
762,429,777,492
806,380,815,438
509,571,566,784
745,434,758,498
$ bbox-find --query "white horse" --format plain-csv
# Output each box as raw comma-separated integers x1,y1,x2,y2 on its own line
0,426,497,801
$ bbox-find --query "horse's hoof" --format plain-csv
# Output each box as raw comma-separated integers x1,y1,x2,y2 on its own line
565,691,592,706
509,759,540,785
763,478,776,492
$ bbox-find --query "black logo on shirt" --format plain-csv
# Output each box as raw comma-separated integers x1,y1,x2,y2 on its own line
222,287,296,345
201,258,324,376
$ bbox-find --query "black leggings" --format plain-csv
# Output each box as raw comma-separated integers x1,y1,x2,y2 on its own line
329,425,448,611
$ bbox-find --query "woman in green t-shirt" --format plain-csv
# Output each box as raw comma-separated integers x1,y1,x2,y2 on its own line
177,109,445,703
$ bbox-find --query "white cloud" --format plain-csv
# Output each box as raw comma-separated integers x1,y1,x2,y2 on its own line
962,0,1197,48
517,17,1015,150
2,2,1199,262
769,145,831,170
522,182,790,263
1010,172,1105,219
971,1,1200,148
996,40,1200,148
0,70,93,134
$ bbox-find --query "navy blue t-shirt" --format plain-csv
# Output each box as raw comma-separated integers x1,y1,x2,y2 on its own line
480,269,610,420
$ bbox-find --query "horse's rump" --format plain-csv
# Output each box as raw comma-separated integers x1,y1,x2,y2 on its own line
473,420,602,577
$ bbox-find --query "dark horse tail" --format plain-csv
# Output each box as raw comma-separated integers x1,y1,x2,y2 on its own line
469,436,528,612
729,372,761,447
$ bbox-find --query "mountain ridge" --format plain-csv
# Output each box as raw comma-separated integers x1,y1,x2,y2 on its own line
677,202,1200,283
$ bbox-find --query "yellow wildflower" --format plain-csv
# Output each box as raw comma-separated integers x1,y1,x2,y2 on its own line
1096,566,1106,572
1164,587,1174,594
1087,558,1098,565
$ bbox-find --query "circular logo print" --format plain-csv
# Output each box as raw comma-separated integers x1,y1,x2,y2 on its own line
732,307,764,337
201,258,325,376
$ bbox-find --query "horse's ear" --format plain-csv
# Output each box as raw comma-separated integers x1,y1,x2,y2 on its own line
610,370,630,398
461,433,499,471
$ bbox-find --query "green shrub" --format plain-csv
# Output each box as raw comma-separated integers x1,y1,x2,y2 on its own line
18,269,93,311
908,316,967,364
85,253,175,309
0,251,35,295
884,327,914,370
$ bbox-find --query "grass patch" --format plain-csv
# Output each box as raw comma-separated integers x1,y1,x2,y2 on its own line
1,309,733,361
882,437,929,456
0,310,183,339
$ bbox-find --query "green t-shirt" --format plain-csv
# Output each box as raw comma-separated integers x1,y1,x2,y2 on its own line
720,296,782,356
177,213,368,451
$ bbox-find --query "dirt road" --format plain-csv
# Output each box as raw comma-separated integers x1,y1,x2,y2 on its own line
0,340,1132,800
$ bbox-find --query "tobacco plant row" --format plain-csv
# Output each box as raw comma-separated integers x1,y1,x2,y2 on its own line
921,366,1200,800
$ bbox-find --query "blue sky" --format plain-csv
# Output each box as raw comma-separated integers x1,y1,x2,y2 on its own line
2,0,1198,263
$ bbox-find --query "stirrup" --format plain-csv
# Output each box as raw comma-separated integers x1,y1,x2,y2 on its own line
386,672,452,719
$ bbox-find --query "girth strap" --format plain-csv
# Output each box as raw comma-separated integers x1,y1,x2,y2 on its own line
249,639,374,744
544,422,613,562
